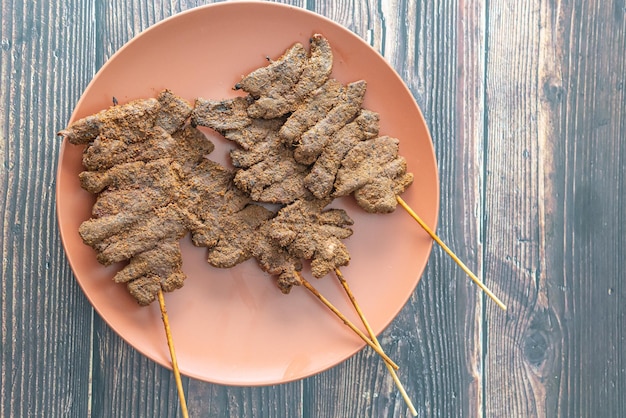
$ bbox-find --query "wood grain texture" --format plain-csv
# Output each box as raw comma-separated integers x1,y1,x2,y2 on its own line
549,2,626,417
0,0,98,417
482,0,545,414
2,0,625,417
483,1,626,417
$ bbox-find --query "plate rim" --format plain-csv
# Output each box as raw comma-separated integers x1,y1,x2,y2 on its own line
55,1,440,385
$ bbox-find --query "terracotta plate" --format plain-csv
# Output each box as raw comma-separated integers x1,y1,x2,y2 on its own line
56,2,439,385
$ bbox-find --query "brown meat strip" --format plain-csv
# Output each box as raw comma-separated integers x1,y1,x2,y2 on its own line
115,239,185,306
127,270,186,306
293,80,367,165
268,199,353,278
83,125,212,172
292,34,334,101
79,212,142,247
114,239,183,284
191,96,254,132
192,96,286,151
93,205,187,266
207,204,274,269
234,42,307,100
333,136,414,213
304,109,380,199
252,221,303,294
79,159,183,194
279,79,343,143
82,126,174,171
246,35,333,119
91,187,169,219
97,90,191,143
222,117,287,151
230,133,311,204
58,90,192,146
170,125,215,173
181,159,251,249
58,98,159,145
155,90,194,134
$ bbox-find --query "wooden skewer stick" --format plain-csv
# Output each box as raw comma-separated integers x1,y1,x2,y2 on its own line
157,289,190,418
296,272,400,370
396,196,507,311
334,268,418,416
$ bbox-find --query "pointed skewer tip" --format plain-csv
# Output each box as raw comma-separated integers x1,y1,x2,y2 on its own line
396,196,506,312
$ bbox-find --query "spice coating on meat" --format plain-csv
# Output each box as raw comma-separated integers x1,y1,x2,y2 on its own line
80,94,203,172
58,98,159,145
268,199,353,278
279,79,343,143
113,240,183,285
292,80,367,165
223,117,287,151
82,126,173,171
181,159,251,249
291,35,334,103
89,161,182,218
252,220,303,294
59,91,214,305
58,90,192,146
243,34,334,119
79,159,183,195
235,42,307,99
304,109,379,199
231,132,311,204
155,90,195,134
206,204,275,269
170,125,215,173
333,136,414,213
191,97,254,133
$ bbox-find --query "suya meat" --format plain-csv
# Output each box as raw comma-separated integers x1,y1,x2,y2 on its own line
251,219,303,293
192,35,412,212
278,78,344,143
76,156,190,305
231,132,311,204
192,98,312,204
58,90,210,306
304,109,380,199
268,198,354,279
333,136,414,213
290,80,366,165
57,34,508,418
235,34,333,119
59,90,199,416
59,89,193,145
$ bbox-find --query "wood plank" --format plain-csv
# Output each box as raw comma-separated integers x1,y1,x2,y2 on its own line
303,0,486,416
481,1,554,416
186,380,303,418
0,0,97,416
91,325,186,417
483,0,626,416
546,2,626,417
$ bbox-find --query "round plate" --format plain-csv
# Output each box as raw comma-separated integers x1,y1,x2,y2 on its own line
56,2,439,385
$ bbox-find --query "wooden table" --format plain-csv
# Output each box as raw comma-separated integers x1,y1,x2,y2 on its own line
2,1,625,417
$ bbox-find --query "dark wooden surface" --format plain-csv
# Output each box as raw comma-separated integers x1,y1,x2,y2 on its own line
1,0,625,417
